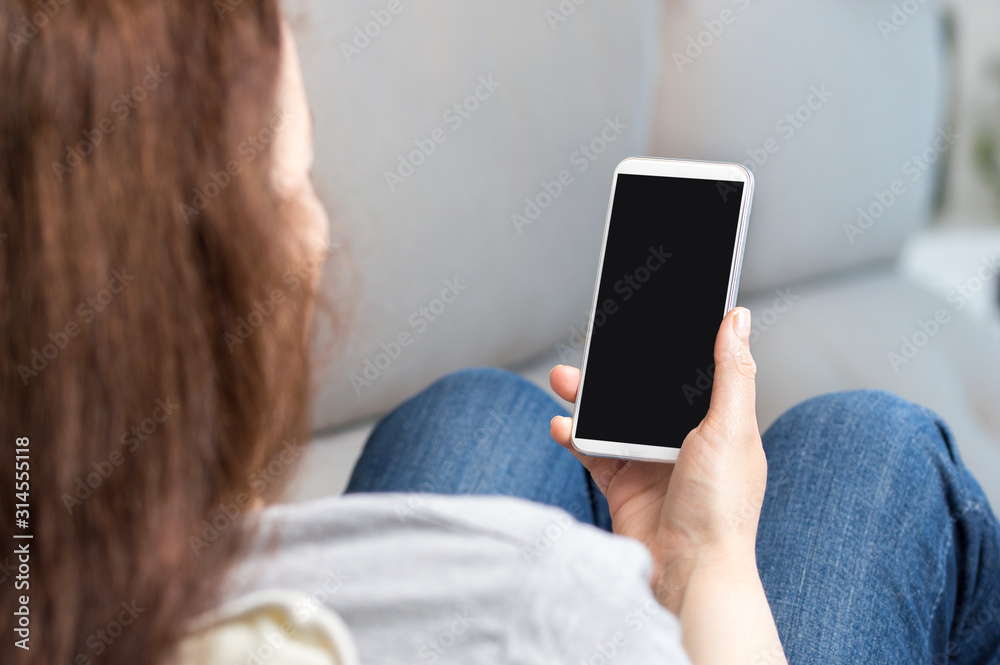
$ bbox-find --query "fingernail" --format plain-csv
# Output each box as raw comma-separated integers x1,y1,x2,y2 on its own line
734,308,751,342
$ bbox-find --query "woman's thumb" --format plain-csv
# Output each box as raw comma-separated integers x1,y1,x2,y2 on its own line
705,308,758,432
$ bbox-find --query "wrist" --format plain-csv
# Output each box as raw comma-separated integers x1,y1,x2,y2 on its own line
666,554,786,665
652,541,760,614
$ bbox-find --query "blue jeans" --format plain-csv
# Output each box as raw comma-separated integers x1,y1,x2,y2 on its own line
346,367,1000,664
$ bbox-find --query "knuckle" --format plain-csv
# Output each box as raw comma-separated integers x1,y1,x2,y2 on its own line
732,347,757,381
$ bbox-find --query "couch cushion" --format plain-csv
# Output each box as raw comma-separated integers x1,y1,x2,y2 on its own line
287,272,1000,509
284,0,662,431
651,0,949,294
739,270,1000,509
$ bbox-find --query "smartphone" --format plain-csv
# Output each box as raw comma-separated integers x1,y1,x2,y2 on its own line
571,157,754,462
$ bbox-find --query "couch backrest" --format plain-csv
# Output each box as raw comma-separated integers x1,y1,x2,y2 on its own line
650,0,949,294
286,0,662,430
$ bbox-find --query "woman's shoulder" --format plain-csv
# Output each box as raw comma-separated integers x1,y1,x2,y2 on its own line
169,589,359,665
215,493,690,664
256,492,650,568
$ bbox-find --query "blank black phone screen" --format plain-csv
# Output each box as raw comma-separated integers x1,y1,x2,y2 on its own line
575,173,744,449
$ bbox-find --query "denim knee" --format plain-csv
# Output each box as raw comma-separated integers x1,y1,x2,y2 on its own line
771,389,952,456
756,390,1000,665
378,366,556,444
422,366,531,398
763,389,979,504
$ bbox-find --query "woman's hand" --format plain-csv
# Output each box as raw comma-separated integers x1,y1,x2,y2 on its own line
550,308,785,665
549,307,767,612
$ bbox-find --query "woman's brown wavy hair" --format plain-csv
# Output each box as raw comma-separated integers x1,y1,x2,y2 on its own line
0,1,322,663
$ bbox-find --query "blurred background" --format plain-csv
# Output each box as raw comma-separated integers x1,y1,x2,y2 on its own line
280,0,1000,509
937,0,1000,226
901,0,1000,344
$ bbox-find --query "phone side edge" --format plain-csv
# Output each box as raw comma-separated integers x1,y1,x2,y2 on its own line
570,161,627,458
724,166,755,314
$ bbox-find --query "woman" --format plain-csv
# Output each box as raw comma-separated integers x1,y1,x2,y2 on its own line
2,2,998,664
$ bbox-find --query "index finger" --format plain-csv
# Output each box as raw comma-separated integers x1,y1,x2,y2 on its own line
548,365,580,404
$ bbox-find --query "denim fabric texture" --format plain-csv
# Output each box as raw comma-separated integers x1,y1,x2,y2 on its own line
346,367,1000,664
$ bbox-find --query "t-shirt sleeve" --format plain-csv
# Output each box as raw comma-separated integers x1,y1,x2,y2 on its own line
417,496,693,665
168,590,360,665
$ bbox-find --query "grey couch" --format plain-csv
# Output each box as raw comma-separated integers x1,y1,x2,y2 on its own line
281,0,1000,509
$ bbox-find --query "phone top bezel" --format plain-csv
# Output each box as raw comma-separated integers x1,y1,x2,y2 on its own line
570,156,755,463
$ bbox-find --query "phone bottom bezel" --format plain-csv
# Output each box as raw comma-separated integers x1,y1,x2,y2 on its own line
570,438,680,463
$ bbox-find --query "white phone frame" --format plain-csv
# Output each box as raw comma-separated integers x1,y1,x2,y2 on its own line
570,157,754,463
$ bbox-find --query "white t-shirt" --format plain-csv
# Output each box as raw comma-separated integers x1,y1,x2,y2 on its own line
170,493,691,665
